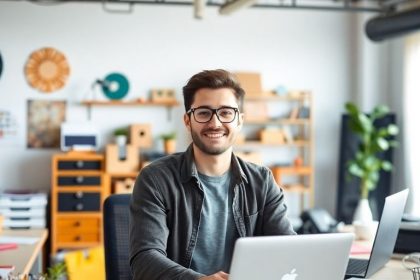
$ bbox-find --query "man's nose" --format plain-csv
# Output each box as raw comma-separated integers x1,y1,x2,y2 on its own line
208,112,222,127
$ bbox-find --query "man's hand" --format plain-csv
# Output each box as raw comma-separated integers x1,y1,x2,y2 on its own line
199,271,229,280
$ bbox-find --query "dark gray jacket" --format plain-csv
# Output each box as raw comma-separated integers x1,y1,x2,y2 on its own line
129,145,295,280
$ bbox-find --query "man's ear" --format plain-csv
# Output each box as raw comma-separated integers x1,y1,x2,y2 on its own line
184,113,191,129
237,112,244,129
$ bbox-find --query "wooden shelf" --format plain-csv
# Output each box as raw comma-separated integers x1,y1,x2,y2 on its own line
244,118,310,125
245,93,309,101
107,172,139,178
81,100,179,107
236,140,310,147
81,99,180,121
283,184,310,193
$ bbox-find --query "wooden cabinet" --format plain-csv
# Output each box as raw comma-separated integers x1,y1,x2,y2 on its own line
236,92,314,213
51,153,109,255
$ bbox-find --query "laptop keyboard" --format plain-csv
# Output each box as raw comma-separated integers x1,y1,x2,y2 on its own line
346,258,368,275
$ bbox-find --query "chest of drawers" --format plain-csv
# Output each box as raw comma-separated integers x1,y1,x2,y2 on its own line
51,153,109,255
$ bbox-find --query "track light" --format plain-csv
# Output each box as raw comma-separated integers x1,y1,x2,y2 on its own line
365,7,420,41
219,0,258,15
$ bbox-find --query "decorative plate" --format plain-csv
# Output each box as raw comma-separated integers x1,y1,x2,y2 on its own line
25,47,70,93
101,72,130,100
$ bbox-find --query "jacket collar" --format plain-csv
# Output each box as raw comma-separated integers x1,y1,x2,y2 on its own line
180,144,248,184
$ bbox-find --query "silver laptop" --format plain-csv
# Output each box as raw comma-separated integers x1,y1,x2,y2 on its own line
345,188,409,279
229,233,354,280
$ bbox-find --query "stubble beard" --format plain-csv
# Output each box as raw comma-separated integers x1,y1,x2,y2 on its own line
190,127,232,156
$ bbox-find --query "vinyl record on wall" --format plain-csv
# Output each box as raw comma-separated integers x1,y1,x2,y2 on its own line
101,72,129,100
25,47,70,93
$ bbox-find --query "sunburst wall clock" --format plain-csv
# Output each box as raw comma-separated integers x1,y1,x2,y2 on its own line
25,47,70,93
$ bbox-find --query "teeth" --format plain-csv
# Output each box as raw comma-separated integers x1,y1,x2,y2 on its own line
206,133,224,138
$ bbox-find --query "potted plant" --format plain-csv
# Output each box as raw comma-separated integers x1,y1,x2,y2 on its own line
345,102,399,224
44,262,67,280
114,127,129,146
161,131,177,154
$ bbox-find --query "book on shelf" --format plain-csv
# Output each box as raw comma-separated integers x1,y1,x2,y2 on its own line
298,106,310,118
282,125,294,143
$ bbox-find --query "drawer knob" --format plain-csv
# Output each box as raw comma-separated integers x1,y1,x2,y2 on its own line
76,176,84,184
74,221,81,227
74,235,81,241
75,203,84,211
76,161,84,168
75,191,84,198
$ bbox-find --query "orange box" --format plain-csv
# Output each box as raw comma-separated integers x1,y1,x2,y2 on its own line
259,129,285,144
130,124,152,148
150,88,176,102
114,178,135,194
106,144,139,173
234,72,262,96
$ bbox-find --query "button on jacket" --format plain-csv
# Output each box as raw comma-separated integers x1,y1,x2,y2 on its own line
129,145,295,280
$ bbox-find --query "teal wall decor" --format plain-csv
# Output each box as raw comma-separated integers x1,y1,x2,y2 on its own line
102,72,129,100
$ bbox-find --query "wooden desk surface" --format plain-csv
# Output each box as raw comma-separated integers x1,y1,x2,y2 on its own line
352,241,412,279
370,258,412,279
0,229,48,275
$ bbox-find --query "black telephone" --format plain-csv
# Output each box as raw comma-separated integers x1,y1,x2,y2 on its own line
298,208,339,234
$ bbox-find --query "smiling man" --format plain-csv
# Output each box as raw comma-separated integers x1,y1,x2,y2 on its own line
129,69,295,280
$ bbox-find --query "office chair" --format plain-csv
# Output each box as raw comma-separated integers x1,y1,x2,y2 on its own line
103,194,132,280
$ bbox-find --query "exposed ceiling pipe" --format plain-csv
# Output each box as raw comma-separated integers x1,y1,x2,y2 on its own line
365,7,420,41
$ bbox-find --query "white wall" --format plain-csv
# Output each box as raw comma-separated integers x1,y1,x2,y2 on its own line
0,1,396,216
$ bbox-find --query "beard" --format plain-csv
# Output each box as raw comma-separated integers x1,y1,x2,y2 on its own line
190,127,232,156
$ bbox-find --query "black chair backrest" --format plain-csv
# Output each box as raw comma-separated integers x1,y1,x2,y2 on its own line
103,194,132,280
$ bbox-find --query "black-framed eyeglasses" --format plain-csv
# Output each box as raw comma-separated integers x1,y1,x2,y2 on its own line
187,106,239,123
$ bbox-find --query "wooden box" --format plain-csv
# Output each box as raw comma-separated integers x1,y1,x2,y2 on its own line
114,178,135,194
106,144,139,173
150,88,176,103
234,72,262,96
259,129,285,144
130,124,152,148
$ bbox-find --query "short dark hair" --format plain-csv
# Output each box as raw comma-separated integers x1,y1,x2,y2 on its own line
182,69,245,112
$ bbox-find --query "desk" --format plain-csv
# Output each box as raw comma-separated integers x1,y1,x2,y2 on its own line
370,258,412,279
0,229,48,275
352,241,412,279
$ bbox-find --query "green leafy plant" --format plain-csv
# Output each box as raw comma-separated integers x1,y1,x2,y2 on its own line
113,127,129,136
345,102,399,199
160,131,177,141
44,262,67,280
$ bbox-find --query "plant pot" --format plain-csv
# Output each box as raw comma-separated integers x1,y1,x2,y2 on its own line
353,198,373,224
115,135,127,146
164,139,176,154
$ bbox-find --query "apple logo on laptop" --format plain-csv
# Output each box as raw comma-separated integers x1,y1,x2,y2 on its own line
281,268,298,280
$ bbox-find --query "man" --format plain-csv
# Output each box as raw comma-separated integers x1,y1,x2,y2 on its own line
129,69,295,280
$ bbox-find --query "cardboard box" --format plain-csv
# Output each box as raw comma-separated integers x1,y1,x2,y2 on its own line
234,72,262,96
130,124,152,148
259,129,285,144
114,178,135,194
106,144,139,173
150,88,177,103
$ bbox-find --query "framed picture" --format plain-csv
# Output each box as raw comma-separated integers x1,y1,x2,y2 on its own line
27,100,66,148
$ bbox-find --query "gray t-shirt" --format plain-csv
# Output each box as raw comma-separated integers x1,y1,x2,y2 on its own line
190,171,237,275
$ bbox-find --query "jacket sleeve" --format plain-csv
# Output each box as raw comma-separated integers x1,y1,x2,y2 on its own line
129,167,205,280
262,168,296,235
